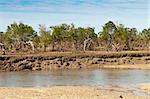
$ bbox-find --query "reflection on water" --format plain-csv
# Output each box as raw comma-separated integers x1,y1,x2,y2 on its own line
0,69,150,87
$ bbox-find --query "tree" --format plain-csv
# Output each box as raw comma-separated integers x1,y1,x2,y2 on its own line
50,24,71,51
0,32,3,43
32,35,40,50
1,21,150,52
5,22,36,52
113,24,127,51
71,27,97,51
139,28,150,50
67,23,78,51
99,21,117,51
83,27,97,51
140,28,150,41
124,28,138,50
39,24,52,52
0,32,5,54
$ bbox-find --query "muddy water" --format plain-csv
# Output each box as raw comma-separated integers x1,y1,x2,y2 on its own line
0,69,150,87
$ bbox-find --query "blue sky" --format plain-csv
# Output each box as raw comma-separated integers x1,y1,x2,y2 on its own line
0,0,149,33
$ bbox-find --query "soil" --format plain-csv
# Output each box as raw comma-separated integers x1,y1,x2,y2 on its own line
1,51,150,71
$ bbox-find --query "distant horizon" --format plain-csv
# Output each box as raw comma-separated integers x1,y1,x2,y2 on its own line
0,0,150,33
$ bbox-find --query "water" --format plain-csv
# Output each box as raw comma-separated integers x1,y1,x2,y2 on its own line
0,69,150,87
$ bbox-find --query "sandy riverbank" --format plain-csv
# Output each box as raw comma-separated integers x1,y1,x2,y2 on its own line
0,86,149,99
135,83,150,94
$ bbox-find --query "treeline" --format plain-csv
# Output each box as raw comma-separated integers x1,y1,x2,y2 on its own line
0,21,150,53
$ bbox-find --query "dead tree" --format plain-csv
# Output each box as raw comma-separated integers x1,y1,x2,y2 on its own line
83,38,92,51
26,40,35,52
0,43,5,55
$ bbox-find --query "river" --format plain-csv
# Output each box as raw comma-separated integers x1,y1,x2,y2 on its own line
0,69,150,87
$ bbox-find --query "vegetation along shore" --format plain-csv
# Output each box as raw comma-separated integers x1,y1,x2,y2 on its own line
0,21,150,71
0,21,150,53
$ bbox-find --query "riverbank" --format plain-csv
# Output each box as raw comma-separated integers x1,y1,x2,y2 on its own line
135,83,150,94
0,86,149,99
1,51,150,71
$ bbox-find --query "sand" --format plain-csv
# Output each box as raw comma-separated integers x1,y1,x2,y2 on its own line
135,83,150,94
101,64,150,69
0,86,149,99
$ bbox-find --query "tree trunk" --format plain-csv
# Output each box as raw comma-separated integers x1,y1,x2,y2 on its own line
148,41,150,51
43,45,46,52
83,41,87,51
26,41,35,53
0,43,5,55
83,38,91,51
73,41,77,51
52,44,54,51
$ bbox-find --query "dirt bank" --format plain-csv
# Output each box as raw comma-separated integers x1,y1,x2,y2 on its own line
0,86,149,99
0,51,150,71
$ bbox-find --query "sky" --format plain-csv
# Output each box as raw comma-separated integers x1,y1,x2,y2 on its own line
0,0,149,33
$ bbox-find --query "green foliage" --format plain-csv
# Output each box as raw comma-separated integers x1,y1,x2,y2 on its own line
32,35,40,48
39,25,52,51
68,24,77,41
1,21,150,52
86,27,97,41
3,33,11,49
0,32,3,43
3,22,37,51
114,24,127,45
50,24,70,42
140,28,150,42
100,21,117,41
6,22,36,41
